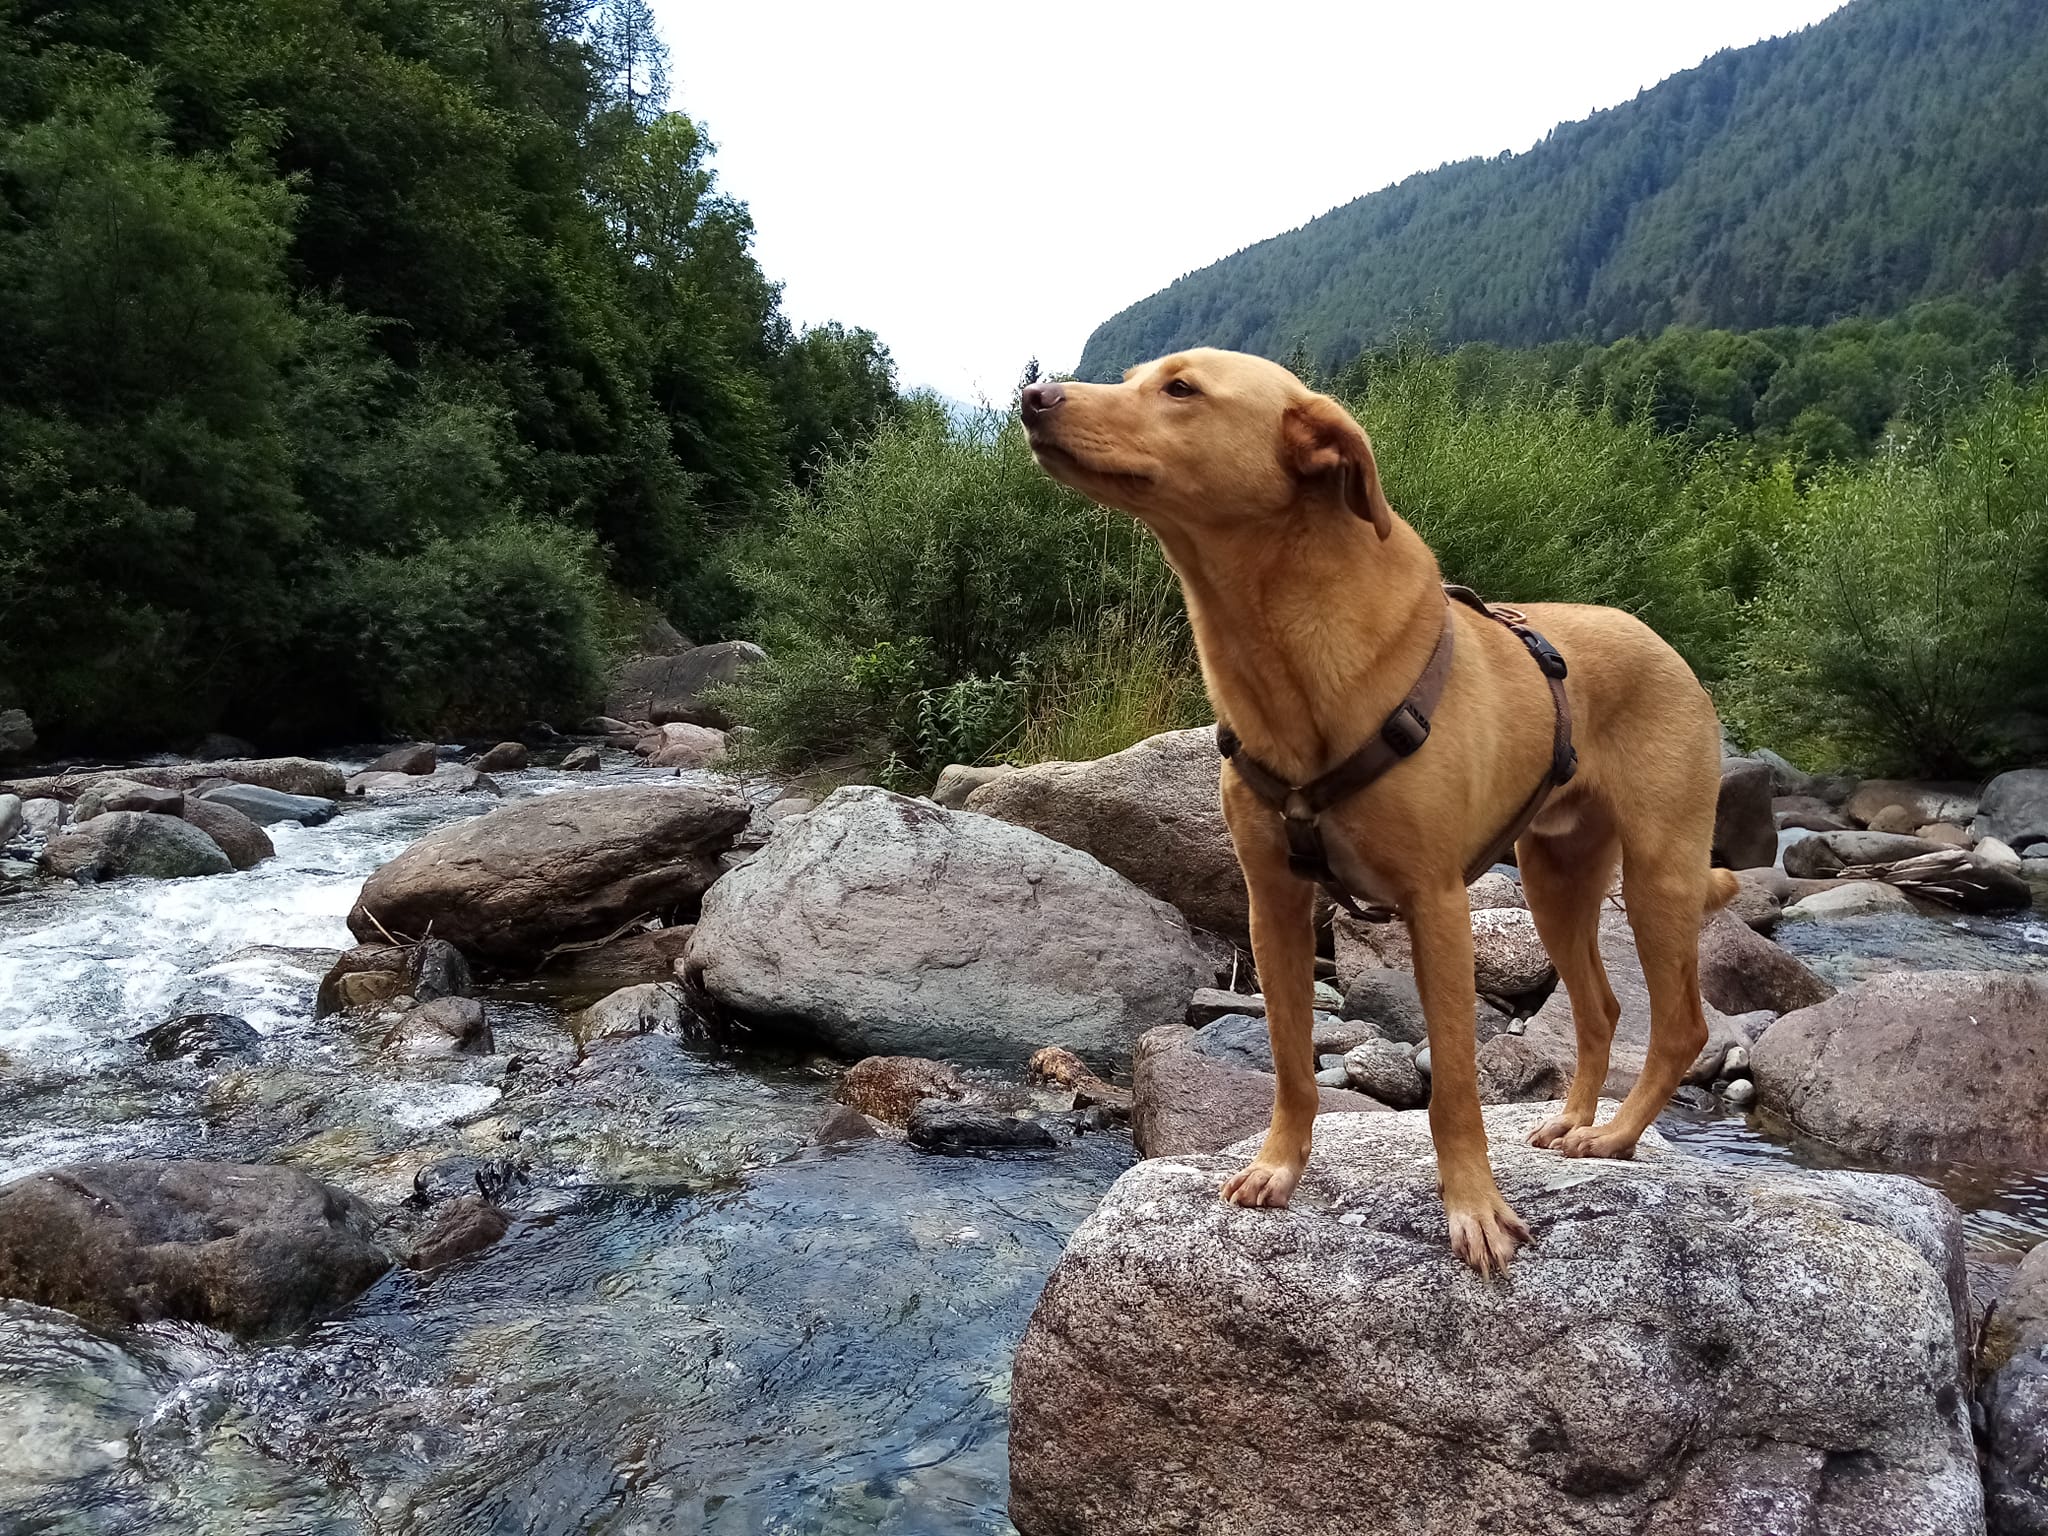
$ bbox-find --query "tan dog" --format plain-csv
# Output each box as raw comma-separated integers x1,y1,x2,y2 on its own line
1021,349,1735,1273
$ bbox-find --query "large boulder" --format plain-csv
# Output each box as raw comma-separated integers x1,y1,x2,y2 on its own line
641,721,728,770
1477,915,1750,1101
1696,909,1833,1016
199,783,337,827
0,707,34,761
1751,971,2048,1166
964,727,1245,943
689,785,1212,1068
348,782,748,965
1714,756,1778,871
836,1055,971,1126
1010,1104,1979,1536
177,796,273,870
1980,769,2048,851
1130,1023,1383,1158
363,742,439,775
0,1161,390,1337
3,757,345,803
1783,829,1954,879
604,640,766,728
1844,779,1980,831
39,811,230,881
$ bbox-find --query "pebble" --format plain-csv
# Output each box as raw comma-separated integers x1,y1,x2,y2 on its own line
1314,1066,1351,1089
1723,1045,1750,1075
1723,1078,1757,1107
1414,1047,1431,1079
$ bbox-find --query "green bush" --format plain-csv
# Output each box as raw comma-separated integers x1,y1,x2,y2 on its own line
1722,376,2048,774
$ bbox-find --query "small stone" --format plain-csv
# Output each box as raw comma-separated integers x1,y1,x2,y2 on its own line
1723,1044,1750,1075
1315,1066,1351,1088
837,1055,969,1127
1343,1038,1429,1110
1978,836,2024,874
1313,981,1344,1009
1026,1045,1132,1117
1414,1046,1431,1078
814,1103,881,1143
906,1103,1056,1153
1188,988,1266,1027
406,1196,510,1270
1466,871,1524,910
1723,1077,1756,1107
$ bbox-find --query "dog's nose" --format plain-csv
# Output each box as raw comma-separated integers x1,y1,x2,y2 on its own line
1020,381,1065,422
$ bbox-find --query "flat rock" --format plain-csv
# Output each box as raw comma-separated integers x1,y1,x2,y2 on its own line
348,782,748,965
1784,879,1915,919
0,1161,390,1337
1130,1024,1384,1158
1752,970,2048,1166
1010,1104,1979,1536
689,786,1211,1068
199,783,338,826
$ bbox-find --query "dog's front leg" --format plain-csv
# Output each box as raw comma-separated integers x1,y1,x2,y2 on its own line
1219,781,1318,1209
1408,883,1531,1274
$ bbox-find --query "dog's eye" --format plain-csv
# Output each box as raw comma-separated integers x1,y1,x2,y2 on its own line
1164,378,1199,399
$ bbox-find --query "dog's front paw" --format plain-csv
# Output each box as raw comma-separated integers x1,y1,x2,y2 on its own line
1220,1157,1303,1210
1445,1194,1531,1277
1529,1109,1592,1149
1559,1122,1641,1160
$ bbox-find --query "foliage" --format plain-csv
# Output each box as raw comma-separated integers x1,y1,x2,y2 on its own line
1079,0,2048,379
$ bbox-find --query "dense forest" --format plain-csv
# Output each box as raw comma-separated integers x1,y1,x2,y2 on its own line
0,0,897,750
1077,0,2048,380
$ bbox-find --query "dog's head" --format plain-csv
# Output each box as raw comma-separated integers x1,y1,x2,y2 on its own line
1021,348,1393,538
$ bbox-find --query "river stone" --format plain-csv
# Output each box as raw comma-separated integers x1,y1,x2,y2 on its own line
1339,967,1510,1046
1470,907,1555,995
569,981,694,1046
534,926,694,994
382,995,492,1057
1696,909,1833,1016
906,1103,1056,1153
1714,756,1777,871
933,763,1015,808
604,640,765,728
643,721,728,770
364,742,439,775
40,811,231,881
1783,879,1915,919
405,1195,510,1270
316,941,471,1018
561,745,601,771
1028,1046,1132,1116
1183,1012,1375,1075
476,741,528,772
1009,1102,1978,1536
136,1013,261,1066
836,1055,970,1126
1343,1037,1428,1108
76,781,182,819
964,726,1245,943
0,1161,390,1337
1130,1024,1385,1158
1983,1241,2048,1532
689,786,1211,1068
1465,870,1524,910
177,795,273,870
1980,769,2048,851
1845,779,1981,831
1478,914,1750,1103
199,783,338,826
1752,971,2048,1166
347,763,498,799
348,782,748,965
0,793,18,844
1783,829,1954,879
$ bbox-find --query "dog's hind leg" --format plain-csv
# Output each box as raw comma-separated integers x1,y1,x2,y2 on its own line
1409,881,1530,1274
1519,818,1622,1150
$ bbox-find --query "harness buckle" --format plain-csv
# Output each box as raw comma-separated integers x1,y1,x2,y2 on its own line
1380,702,1431,757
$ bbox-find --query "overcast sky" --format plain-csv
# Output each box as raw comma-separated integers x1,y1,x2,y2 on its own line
654,1,1851,402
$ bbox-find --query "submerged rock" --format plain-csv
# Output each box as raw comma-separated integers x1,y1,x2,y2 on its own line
836,1055,970,1126
404,1195,509,1270
1010,1104,1978,1536
906,1103,1056,1153
136,1013,261,1066
0,1161,389,1337
349,782,748,965
569,981,699,1046
690,786,1211,1068
40,811,231,881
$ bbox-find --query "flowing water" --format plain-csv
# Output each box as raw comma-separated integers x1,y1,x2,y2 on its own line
2,766,2046,1532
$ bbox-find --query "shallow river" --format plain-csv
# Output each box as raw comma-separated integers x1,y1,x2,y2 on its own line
2,767,2046,1532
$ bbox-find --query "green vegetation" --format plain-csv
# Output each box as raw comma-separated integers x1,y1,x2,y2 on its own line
1078,0,2048,381
0,0,895,750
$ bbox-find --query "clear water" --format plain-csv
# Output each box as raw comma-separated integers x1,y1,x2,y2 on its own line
2,765,2045,1531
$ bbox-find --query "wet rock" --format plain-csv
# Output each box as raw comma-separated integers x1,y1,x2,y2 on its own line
1477,915,1751,1103
1783,829,1954,879
0,707,34,761
1714,756,1778,871
1783,880,1915,919
814,1102,881,1143
1342,1037,1428,1109
405,1196,510,1270
0,1161,390,1337
1982,1243,2048,1533
316,941,471,1019
1979,769,2048,851
964,727,1245,943
1753,971,2048,1166
604,640,766,729
1010,1104,1978,1536
1470,907,1555,996
535,925,694,993
476,741,529,773
0,793,18,844
177,795,273,870
933,762,1016,808
1130,1024,1384,1158
906,1103,1056,1153
1339,967,1509,1046
41,811,231,881
561,745,602,771
643,721,728,770
1845,779,1980,831
365,743,440,775
348,782,748,965
690,786,1211,1068
570,981,696,1046
199,783,338,826
135,1013,260,1066
1028,1045,1132,1117
836,1055,970,1126
382,996,492,1057
1696,910,1833,1016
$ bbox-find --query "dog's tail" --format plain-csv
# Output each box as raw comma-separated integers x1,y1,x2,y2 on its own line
1704,867,1741,914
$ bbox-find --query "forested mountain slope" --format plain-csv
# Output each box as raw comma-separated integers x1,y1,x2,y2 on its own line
1077,0,2048,378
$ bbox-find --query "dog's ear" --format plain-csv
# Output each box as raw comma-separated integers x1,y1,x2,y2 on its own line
1282,395,1394,539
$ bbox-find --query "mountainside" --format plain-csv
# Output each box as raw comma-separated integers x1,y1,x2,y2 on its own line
1077,0,2048,379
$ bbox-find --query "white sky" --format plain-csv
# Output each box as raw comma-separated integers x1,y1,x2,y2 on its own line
656,1,1852,402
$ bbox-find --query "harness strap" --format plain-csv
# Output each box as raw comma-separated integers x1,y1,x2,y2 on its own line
1218,585,1577,922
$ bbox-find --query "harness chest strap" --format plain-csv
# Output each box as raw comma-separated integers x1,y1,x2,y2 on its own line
1217,585,1578,922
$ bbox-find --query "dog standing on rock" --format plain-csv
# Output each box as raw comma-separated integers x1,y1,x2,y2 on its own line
1022,349,1735,1274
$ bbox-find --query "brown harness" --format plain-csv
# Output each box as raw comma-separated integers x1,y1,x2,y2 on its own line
1216,584,1577,923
